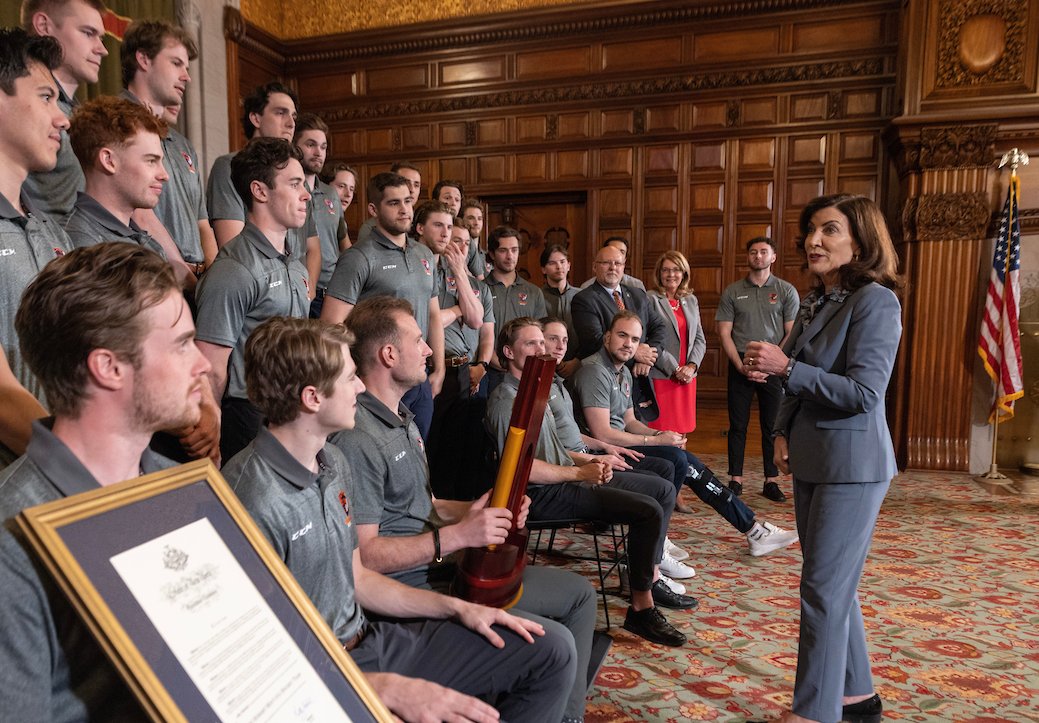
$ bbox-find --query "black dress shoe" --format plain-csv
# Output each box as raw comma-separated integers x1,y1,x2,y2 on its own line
842,693,882,723
651,579,699,609
762,480,787,502
728,479,743,496
622,606,686,646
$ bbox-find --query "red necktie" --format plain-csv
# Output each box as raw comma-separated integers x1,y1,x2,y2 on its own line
612,290,625,311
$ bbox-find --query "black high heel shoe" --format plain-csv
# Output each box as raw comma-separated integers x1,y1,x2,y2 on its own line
842,693,882,723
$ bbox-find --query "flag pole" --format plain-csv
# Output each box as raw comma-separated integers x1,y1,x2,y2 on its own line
981,148,1029,480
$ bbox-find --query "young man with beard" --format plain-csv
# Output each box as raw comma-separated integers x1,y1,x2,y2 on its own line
120,19,217,274
487,317,698,647
462,197,488,279
354,160,422,244
194,137,311,462
21,0,107,217
0,243,211,719
570,311,799,558
541,244,580,375
329,297,593,722
484,225,547,353
224,315,572,723
321,172,445,440
207,82,320,295
294,113,344,318
0,29,73,468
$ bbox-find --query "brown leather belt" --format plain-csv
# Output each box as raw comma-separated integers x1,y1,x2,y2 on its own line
342,622,368,652
445,355,471,368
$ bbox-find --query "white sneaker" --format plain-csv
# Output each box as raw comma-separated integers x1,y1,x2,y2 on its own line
659,550,696,579
659,574,686,595
747,521,799,557
664,537,689,561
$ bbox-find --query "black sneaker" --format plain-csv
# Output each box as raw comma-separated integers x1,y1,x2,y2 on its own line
651,579,699,609
842,693,882,723
762,480,787,502
728,479,743,496
622,606,687,646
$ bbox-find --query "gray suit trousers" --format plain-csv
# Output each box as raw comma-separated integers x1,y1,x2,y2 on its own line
792,478,890,723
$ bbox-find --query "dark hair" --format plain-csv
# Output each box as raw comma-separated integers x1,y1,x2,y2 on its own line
245,317,354,425
230,137,302,211
413,200,453,229
390,160,420,174
603,236,629,250
16,243,178,417
608,309,643,333
366,171,409,206
746,235,777,252
539,243,569,268
120,19,197,87
69,96,168,169
21,0,106,33
432,179,464,202
242,81,298,139
488,225,520,254
798,194,903,293
496,316,542,368
322,162,358,186
0,27,62,96
293,112,328,139
345,295,414,377
462,198,483,213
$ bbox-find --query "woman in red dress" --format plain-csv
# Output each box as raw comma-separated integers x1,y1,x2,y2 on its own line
647,250,705,436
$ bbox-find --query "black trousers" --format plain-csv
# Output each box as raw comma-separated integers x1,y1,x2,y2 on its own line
726,357,782,478
429,365,490,500
526,470,674,591
220,396,264,465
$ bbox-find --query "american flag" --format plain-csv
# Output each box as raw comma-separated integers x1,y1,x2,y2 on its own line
978,176,1024,422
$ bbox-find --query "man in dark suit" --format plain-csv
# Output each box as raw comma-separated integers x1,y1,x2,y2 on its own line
571,244,668,420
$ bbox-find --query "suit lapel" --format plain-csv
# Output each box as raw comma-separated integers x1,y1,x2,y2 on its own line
792,297,846,358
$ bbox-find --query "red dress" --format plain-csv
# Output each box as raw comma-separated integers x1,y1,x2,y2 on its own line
648,298,698,433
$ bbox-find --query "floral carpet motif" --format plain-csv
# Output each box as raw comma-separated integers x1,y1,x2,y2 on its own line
535,456,1039,722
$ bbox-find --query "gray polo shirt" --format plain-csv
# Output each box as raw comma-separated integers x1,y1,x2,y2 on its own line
485,273,547,327
206,151,315,266
715,274,800,352
120,89,208,263
307,178,344,290
326,228,438,339
329,392,451,588
224,427,365,643
466,236,486,279
569,347,632,433
543,283,579,353
438,259,494,358
62,192,165,258
0,419,170,721
548,376,585,452
0,193,72,467
22,80,83,218
486,373,574,468
194,223,309,401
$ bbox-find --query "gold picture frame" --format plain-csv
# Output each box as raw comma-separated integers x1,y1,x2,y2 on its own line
17,458,393,722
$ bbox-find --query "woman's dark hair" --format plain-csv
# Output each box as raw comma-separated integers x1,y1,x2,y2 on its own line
798,194,903,293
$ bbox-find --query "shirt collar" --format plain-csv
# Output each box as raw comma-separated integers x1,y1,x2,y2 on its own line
741,274,778,289
73,192,137,237
597,281,621,296
369,227,412,251
241,222,292,259
253,427,325,490
542,283,571,296
25,418,167,497
357,390,414,430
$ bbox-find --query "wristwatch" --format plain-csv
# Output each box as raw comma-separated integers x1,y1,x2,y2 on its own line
782,358,796,379
472,361,489,369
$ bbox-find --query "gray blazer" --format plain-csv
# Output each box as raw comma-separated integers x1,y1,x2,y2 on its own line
647,290,706,379
773,282,901,484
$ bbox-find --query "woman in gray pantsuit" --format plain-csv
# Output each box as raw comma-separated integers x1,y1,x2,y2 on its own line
744,195,902,723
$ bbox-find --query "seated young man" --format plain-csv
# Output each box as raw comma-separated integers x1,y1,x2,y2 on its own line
569,311,798,557
541,317,695,584
486,317,697,647
329,295,594,723
222,316,572,723
0,243,211,719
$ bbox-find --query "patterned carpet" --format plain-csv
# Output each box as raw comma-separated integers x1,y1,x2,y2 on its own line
533,456,1039,722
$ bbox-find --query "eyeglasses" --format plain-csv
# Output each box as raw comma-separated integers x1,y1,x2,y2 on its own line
595,261,624,268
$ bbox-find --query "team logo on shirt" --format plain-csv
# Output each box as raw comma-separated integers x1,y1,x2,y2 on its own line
421,258,432,275
622,380,631,398
52,247,65,257
769,293,778,304
518,292,528,306
447,274,457,292
338,491,352,525
324,198,336,214
181,151,196,174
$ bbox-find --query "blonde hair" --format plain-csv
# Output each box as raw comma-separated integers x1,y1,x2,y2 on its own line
654,250,693,297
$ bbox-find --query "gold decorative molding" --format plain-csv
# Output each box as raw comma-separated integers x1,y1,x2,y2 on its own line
313,58,886,121
914,192,991,241
919,124,998,168
936,0,1027,87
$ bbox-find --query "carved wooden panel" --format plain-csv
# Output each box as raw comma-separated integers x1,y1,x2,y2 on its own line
844,89,882,118
440,123,467,148
331,130,361,157
477,155,507,183
645,145,679,174
742,97,779,126
602,110,634,136
600,147,633,177
694,27,779,61
689,225,724,255
477,119,507,146
440,58,506,85
735,223,773,244
644,226,677,255
738,138,776,170
839,132,878,163
789,135,827,167
738,181,775,213
791,93,828,121
402,125,432,150
366,64,428,93
837,175,877,199
691,183,724,213
692,142,726,170
646,105,682,133
558,112,590,139
556,150,589,179
787,178,824,208
297,72,357,106
439,158,468,181
516,116,548,143
516,153,548,181
366,128,396,153
598,189,632,220
791,16,885,53
645,186,678,217
690,267,722,296
516,46,592,79
603,36,684,71
692,102,728,129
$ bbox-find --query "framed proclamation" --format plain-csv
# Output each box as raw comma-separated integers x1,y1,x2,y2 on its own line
17,459,393,723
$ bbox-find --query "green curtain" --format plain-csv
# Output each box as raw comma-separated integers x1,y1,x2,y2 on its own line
1,0,174,99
